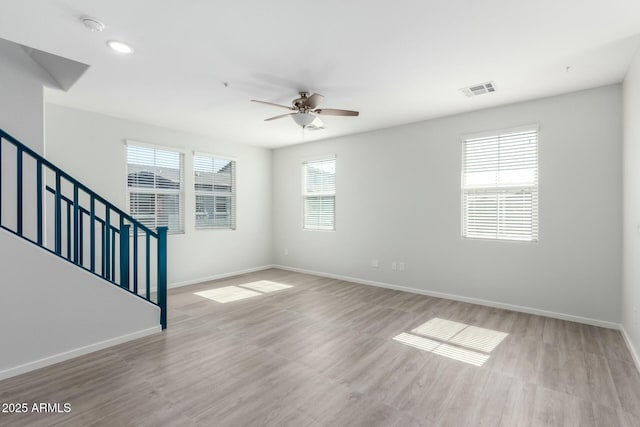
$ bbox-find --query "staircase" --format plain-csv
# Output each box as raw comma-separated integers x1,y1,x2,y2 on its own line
0,129,167,329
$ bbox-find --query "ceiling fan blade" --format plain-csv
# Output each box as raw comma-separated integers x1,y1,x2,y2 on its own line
302,93,324,109
314,108,359,117
264,113,295,121
251,99,293,110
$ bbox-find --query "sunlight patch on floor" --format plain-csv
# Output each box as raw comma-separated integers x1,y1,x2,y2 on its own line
432,343,490,366
392,332,441,352
194,281,294,303
412,317,467,341
239,280,293,293
194,286,262,303
393,317,508,367
448,325,508,353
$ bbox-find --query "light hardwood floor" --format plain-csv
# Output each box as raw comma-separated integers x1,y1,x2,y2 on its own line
1,269,640,426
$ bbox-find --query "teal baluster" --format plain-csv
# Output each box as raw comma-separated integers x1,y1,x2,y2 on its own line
90,196,95,272
157,226,168,329
120,224,130,290
0,136,3,225
16,147,22,235
36,159,42,245
145,233,150,299
73,184,79,263
104,208,110,279
55,173,62,255
133,223,138,294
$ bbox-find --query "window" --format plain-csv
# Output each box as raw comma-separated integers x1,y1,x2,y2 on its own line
302,157,336,230
193,154,236,229
127,143,184,233
302,158,336,230
461,127,538,242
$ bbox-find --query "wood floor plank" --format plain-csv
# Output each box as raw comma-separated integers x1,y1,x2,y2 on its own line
433,366,492,426
531,387,571,427
543,318,583,352
608,357,640,416
0,268,638,426
467,371,513,427
618,408,640,427
498,379,537,426
583,351,621,409
598,328,635,363
579,324,605,356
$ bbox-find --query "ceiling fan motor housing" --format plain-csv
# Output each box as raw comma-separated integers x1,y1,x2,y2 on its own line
293,92,311,111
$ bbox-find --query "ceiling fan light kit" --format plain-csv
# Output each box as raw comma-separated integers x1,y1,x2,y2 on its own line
251,92,359,129
292,112,316,127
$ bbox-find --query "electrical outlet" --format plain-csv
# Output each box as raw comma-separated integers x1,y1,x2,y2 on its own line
284,249,289,256
391,261,397,271
371,259,379,268
399,262,405,272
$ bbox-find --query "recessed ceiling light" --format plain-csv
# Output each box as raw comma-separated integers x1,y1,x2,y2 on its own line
107,40,134,54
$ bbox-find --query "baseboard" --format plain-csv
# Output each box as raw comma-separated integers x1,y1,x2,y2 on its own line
0,326,161,382
620,325,640,374
273,264,619,330
168,265,275,289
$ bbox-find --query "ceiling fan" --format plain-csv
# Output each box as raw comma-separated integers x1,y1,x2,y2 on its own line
251,92,359,129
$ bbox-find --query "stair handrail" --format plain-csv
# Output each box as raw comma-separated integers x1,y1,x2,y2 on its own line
0,128,167,329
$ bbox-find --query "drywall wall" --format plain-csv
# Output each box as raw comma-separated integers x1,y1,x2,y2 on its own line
273,85,622,324
45,104,272,286
0,40,158,381
0,228,159,380
0,38,52,154
622,48,640,366
0,38,56,243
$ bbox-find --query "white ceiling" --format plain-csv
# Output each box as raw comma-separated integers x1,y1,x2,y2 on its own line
1,1,640,148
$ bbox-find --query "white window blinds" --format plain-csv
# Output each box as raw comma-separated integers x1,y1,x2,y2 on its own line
127,144,184,233
303,158,336,230
462,128,538,242
194,154,236,229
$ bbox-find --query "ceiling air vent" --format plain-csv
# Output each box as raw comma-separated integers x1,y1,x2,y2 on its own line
461,81,496,97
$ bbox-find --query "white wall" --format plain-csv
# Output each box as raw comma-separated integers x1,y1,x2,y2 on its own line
273,85,622,325
623,48,640,364
0,38,55,242
0,38,51,154
45,104,273,286
0,40,163,381
0,228,159,380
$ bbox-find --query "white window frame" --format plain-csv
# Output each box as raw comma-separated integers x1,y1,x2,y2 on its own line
461,125,539,242
302,156,336,231
193,152,236,230
126,140,185,234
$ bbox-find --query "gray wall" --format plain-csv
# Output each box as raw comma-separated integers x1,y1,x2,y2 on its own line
45,104,273,286
273,85,622,325
623,48,640,363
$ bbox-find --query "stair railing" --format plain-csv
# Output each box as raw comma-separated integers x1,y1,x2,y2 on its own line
0,129,167,329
